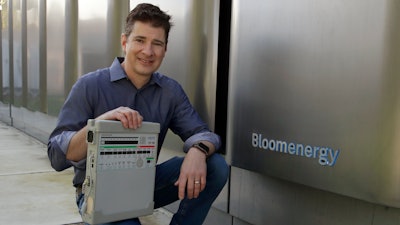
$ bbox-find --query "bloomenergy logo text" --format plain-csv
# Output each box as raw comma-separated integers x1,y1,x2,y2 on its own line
252,133,340,166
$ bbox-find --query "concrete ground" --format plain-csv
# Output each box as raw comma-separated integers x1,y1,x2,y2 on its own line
0,121,172,225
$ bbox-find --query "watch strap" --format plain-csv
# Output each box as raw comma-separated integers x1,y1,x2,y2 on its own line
193,142,209,156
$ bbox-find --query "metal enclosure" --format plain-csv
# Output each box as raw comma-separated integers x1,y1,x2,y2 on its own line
227,0,400,208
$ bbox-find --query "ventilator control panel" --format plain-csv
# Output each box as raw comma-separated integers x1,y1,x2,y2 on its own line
93,134,157,170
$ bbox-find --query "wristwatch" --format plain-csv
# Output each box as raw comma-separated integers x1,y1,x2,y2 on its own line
193,142,209,156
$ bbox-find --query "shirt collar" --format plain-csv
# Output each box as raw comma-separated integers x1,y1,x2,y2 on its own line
110,57,162,88
109,57,128,82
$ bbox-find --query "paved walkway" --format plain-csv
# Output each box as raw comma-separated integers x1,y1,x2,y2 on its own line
0,121,171,225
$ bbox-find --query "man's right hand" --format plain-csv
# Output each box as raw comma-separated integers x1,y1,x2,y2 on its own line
96,106,143,129
66,107,143,162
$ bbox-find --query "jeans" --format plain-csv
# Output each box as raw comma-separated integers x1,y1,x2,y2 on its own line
76,153,229,225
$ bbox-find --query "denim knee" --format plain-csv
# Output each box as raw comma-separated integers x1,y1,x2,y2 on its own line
207,154,229,189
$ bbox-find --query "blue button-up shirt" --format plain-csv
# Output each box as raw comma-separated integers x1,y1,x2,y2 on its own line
48,57,221,186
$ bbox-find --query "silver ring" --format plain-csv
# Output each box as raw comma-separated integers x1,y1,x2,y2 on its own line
194,180,200,184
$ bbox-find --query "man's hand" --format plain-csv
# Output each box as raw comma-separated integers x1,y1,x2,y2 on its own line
66,107,142,162
174,148,207,200
96,106,143,129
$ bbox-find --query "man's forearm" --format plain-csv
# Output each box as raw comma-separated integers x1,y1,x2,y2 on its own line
66,126,88,162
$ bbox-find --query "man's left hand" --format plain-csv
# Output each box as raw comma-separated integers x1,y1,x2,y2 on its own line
174,148,207,200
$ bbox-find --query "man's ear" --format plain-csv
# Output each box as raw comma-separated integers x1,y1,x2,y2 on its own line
121,33,127,54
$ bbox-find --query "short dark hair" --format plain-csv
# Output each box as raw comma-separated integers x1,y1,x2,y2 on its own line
125,3,172,44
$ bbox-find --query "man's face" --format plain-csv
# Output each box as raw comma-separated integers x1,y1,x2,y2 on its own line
121,21,167,78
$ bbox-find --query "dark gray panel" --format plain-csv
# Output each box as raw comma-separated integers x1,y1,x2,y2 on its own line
230,167,400,225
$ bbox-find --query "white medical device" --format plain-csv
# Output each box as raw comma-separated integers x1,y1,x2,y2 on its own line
81,119,160,224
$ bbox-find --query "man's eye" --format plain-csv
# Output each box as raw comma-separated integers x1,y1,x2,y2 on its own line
153,42,164,47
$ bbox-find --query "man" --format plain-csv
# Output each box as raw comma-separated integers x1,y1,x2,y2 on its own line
47,3,229,225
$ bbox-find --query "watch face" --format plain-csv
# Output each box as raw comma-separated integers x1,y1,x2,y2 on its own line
198,142,209,152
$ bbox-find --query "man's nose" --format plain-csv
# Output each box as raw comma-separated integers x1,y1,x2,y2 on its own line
142,43,154,56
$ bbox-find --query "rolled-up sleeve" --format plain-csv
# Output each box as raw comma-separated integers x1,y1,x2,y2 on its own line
48,130,88,171
47,131,75,171
183,131,221,153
